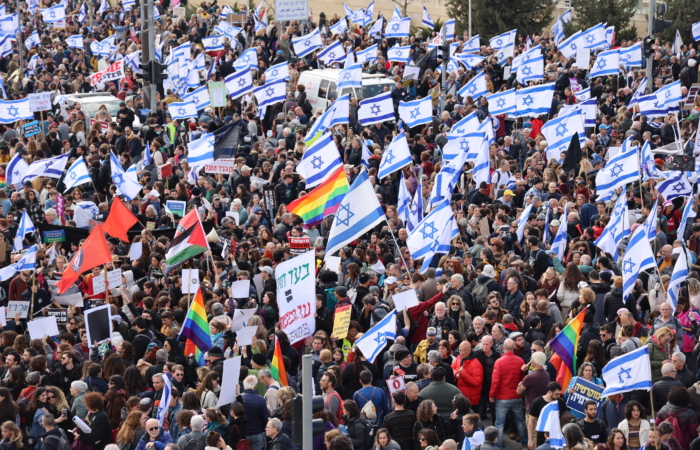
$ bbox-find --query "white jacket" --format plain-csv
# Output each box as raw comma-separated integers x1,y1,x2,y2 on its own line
617,418,650,445
557,284,580,309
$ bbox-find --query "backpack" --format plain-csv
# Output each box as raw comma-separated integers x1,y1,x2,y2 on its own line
359,417,375,449
325,391,344,425
44,434,71,450
302,99,313,116
231,425,251,450
183,435,206,450
471,279,489,313
358,388,378,422
68,133,79,149
325,287,338,310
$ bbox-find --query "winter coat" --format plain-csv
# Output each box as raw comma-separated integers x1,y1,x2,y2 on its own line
105,388,128,428
556,284,580,309
451,353,484,405
412,416,445,450
344,415,369,450
656,403,699,449
603,286,627,323
488,351,525,400
648,338,671,383
618,418,650,446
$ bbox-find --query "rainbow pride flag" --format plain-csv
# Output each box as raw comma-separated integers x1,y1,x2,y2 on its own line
270,337,289,386
288,167,349,228
549,306,588,389
181,288,212,366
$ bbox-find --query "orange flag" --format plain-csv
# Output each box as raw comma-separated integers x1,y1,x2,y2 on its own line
56,224,113,294
103,198,138,242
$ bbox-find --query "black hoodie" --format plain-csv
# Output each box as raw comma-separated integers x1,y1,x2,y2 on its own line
589,281,611,325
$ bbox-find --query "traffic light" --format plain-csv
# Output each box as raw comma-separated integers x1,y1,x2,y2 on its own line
151,61,168,85
291,394,325,446
139,62,153,83
653,18,673,35
442,41,450,63
643,36,654,58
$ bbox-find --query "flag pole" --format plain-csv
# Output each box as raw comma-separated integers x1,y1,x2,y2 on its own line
383,218,411,274
649,388,660,450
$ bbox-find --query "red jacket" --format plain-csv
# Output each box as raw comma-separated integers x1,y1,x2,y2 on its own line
408,292,444,344
452,354,483,405
489,351,525,400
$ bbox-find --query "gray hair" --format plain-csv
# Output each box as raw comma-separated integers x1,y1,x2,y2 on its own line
473,316,485,325
71,380,88,394
42,414,55,427
243,375,258,390
146,205,158,215
492,323,506,336
26,371,41,386
152,373,164,383
427,350,442,364
451,273,464,283
104,445,120,450
484,426,499,442
258,368,272,378
661,363,675,376
267,418,283,431
673,351,686,362
190,415,204,431
156,349,168,363
45,208,57,216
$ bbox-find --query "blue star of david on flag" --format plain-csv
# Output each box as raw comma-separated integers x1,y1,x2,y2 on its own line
335,204,354,226
212,37,218,45
384,150,395,166
459,140,469,151
70,171,77,180
496,38,503,45
522,95,534,106
265,87,275,97
555,123,568,137
410,108,420,119
374,331,390,344
177,108,186,116
7,106,18,117
610,163,624,177
571,43,577,51
113,173,124,185
522,66,532,76
623,258,636,274
672,182,686,193
468,84,477,94
370,104,381,115
49,9,55,17
270,69,279,78
597,58,606,69
396,50,403,57
328,52,335,59
343,71,352,80
311,156,324,170
237,78,246,87
304,40,311,46
392,23,400,32
585,34,594,43
617,366,632,383
420,221,438,240
496,98,506,108
241,54,251,63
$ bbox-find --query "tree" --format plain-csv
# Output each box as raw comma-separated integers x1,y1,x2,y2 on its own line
447,0,555,40
658,0,700,44
567,0,637,42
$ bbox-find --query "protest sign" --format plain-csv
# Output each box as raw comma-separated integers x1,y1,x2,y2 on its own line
7,301,29,319
205,159,235,174
392,289,419,310
208,82,227,107
565,377,604,416
182,269,200,294
332,304,352,339
28,92,52,112
43,229,65,243
22,120,41,137
108,269,122,288
85,304,113,346
276,250,315,344
47,308,68,326
92,274,106,295
166,201,186,217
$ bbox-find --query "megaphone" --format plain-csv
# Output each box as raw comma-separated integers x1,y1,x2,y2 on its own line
207,228,221,243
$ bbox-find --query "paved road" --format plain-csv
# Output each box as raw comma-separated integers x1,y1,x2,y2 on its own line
481,417,526,450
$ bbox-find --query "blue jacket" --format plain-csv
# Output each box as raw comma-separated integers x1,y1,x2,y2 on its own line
134,428,174,450
598,395,628,431
29,408,45,437
352,386,389,425
241,389,269,436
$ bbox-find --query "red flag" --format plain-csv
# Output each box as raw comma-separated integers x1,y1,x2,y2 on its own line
56,224,113,294
103,198,138,242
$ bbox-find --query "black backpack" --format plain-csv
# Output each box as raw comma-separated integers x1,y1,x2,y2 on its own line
183,435,206,450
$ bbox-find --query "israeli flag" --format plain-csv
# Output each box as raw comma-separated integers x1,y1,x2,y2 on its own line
41,4,65,22
512,46,540,72
583,23,607,49
330,18,348,36
693,22,700,42
478,117,495,146
454,53,486,69
187,167,200,186
254,79,286,109
601,345,652,397
78,2,87,23
443,131,483,163
638,94,667,118
627,77,647,111
305,95,350,140
0,99,32,123
397,178,411,224
472,137,490,186
430,151,468,207
378,131,412,179
496,43,514,65
679,196,696,244
359,91,394,126
233,48,259,71
0,4,6,14
221,4,233,17
264,61,290,83
7,153,28,189
656,80,682,111
168,101,198,120
422,6,433,28
658,171,692,200
551,19,564,46
155,372,172,426
192,53,206,72
550,203,569,261
390,5,402,21
187,134,215,167
385,17,410,38
667,248,689,309
515,53,544,84
463,35,480,52
535,402,566,449
575,88,591,102
349,8,364,24
357,44,378,64
595,137,638,200
153,5,160,20
407,185,423,233
620,42,642,68
515,82,554,118
182,85,210,111
143,142,153,166
621,219,656,301
325,170,386,258
63,156,91,193
558,31,582,58
224,67,254,100
25,31,40,50
292,28,322,58
517,201,535,243
297,133,344,188
202,35,225,52
487,89,516,115
354,310,397,363
449,112,480,136
445,19,455,40
590,48,619,78
646,200,658,241
368,18,383,37
14,245,37,272
14,210,35,252
123,0,135,8
318,40,345,66
0,78,6,100
573,98,597,127
594,187,628,261
490,29,516,50
65,35,84,49
364,2,374,26
408,199,454,262
215,21,241,39
674,30,684,53
23,153,70,182
387,45,412,64
0,15,16,34
399,97,432,128
361,140,372,170
542,109,585,161
640,141,659,181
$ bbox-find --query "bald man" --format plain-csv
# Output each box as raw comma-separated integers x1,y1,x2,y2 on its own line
452,341,483,407
438,439,457,450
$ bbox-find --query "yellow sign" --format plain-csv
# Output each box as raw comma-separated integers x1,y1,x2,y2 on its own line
332,304,352,340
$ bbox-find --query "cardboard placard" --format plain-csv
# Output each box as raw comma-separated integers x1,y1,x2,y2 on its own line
392,289,420,311
47,308,68,326
166,200,186,217
231,280,250,298
84,304,113,347
22,120,41,137
91,274,106,295
565,376,604,416
28,316,60,340
53,292,84,307
129,242,143,261
7,301,29,319
235,326,258,346
28,92,52,112
332,304,352,339
43,229,66,243
182,269,200,294
108,269,122,288
208,82,228,107
204,159,235,174
216,356,241,407
158,162,173,180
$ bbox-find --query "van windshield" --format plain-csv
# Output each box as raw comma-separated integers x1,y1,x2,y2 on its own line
362,83,394,99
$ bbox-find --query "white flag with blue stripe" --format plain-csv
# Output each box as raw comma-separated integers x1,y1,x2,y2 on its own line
14,245,37,272
473,137,490,186
674,30,683,54
692,21,700,42
318,40,345,65
349,8,364,24
667,248,688,309
325,170,386,258
515,82,554,118
355,310,397,363
41,4,65,22
378,131,412,179
551,203,568,261
512,46,540,72
535,401,565,449
679,197,695,245
386,18,410,38
0,78,7,100
595,137,638,201
224,67,254,100
25,31,40,50
620,42,642,68
458,71,487,100
0,99,33,123
77,2,87,22
364,2,374,26
542,109,585,161
430,150,468,207
445,19,455,40
356,44,378,64
168,101,198,120
7,153,28,189
144,142,153,166
449,112,480,136
390,5,402,21
183,85,211,111
658,171,692,200
233,48,259,71
63,156,91,193
558,31,582,58
110,153,142,200
622,223,656,301
293,28,322,58
487,89,516,115
497,43,515,65
655,80,682,111
123,0,135,8
155,373,172,425
305,95,350,140
388,45,412,63
398,97,432,129
14,210,35,252
187,134,216,167
264,61,290,83
583,23,607,49
297,133,344,188
601,345,652,397
590,48,619,78
397,176,411,224
640,141,660,181
359,91,394,126
330,18,348,36
202,35,225,51
517,201,535,243
408,186,423,233
594,187,628,261
637,94,667,118
408,199,453,262
422,6,433,28
254,79,286,109
453,53,486,69
515,52,544,84
23,153,69,183
490,29,516,50
368,18,383,36
463,35,480,52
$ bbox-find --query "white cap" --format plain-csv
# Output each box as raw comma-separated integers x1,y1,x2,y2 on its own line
149,190,160,198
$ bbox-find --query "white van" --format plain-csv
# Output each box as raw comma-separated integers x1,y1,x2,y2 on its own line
297,69,396,112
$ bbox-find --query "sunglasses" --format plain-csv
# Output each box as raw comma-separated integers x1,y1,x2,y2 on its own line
47,396,55,400
148,427,159,431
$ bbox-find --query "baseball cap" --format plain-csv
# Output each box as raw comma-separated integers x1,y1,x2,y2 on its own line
385,276,398,285
426,327,437,336
504,190,514,196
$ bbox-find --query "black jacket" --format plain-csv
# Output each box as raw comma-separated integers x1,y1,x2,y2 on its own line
651,376,685,412
590,282,611,326
268,431,292,450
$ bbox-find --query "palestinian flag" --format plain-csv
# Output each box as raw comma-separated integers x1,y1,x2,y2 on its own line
164,209,209,274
